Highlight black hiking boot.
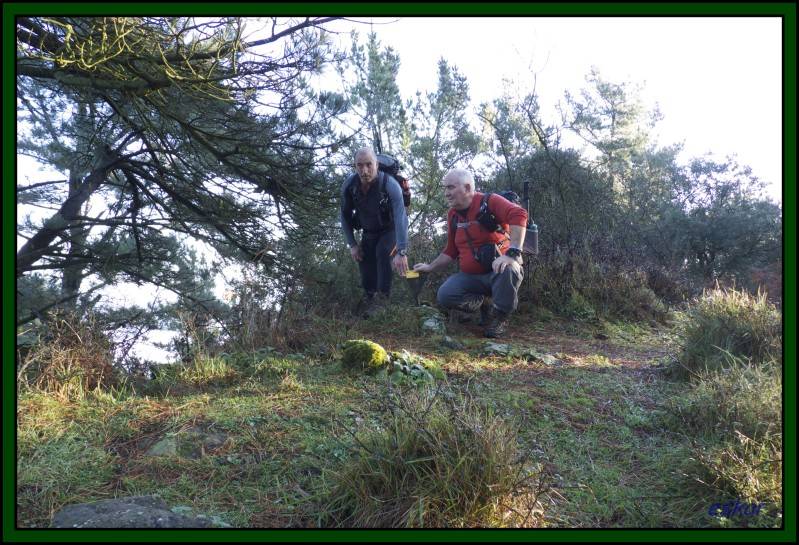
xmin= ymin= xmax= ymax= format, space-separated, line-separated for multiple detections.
xmin=483 ymin=307 xmax=510 ymax=338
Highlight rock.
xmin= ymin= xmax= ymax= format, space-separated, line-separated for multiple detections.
xmin=145 ymin=435 xmax=178 ymax=457
xmin=145 ymin=427 xmax=229 ymax=459
xmin=421 ymin=316 xmax=446 ymax=334
xmin=341 ymin=339 xmax=388 ymax=373
xmin=51 ymin=495 xmax=216 ymax=528
xmin=520 ymin=348 xmax=561 ymax=367
xmin=440 ymin=335 xmax=465 ymax=350
xmin=539 ymin=354 xmax=560 ymax=366
xmin=483 ymin=342 xmax=511 ymax=356
xmin=416 ymin=306 xmax=447 ymax=334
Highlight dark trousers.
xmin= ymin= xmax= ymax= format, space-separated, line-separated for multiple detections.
xmin=359 ymin=230 xmax=395 ymax=296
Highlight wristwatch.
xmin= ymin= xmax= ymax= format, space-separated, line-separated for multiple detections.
xmin=397 ymin=249 xmax=408 ymax=257
xmin=505 ymin=247 xmax=522 ymax=259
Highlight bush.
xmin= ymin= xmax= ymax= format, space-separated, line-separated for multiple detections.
xmin=679 ymin=287 xmax=781 ymax=376
xmin=322 ymin=386 xmax=547 ymax=527
xmin=17 ymin=311 xmax=119 ymax=397
xmin=529 ymin=255 xmax=668 ymax=322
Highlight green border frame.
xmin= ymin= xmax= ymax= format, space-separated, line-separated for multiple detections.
xmin=4 ymin=2 xmax=795 ymax=543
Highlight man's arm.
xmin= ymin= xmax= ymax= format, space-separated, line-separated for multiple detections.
xmin=385 ymin=175 xmax=410 ymax=275
xmin=413 ymin=252 xmax=454 ymax=273
xmin=507 ymin=224 xmax=527 ymax=250
xmin=385 ymin=175 xmax=409 ymax=252
xmin=492 ymin=224 xmax=526 ymax=274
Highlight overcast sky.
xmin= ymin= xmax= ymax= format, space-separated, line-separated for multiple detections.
xmin=325 ymin=17 xmax=783 ymax=203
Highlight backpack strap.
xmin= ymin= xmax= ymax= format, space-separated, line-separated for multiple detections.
xmin=347 ymin=174 xmax=360 ymax=205
xmin=478 ymin=192 xmax=509 ymax=236
xmin=451 ymin=210 xmax=482 ymax=263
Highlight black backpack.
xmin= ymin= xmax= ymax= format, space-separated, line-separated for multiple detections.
xmin=476 ymin=191 xmax=520 ymax=234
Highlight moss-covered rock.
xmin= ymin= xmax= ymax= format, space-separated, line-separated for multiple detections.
xmin=385 ymin=350 xmax=445 ymax=384
xmin=341 ymin=339 xmax=389 ymax=373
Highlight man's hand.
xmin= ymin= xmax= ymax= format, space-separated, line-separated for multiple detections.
xmin=392 ymin=254 xmax=409 ymax=276
xmin=413 ymin=262 xmax=433 ymax=273
xmin=492 ymin=254 xmax=519 ymax=274
xmin=350 ymin=245 xmax=363 ymax=262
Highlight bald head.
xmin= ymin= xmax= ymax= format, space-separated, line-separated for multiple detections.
xmin=441 ymin=168 xmax=475 ymax=209
xmin=355 ymin=147 xmax=377 ymax=163
xmin=443 ymin=169 xmax=474 ymax=191
xmin=354 ymin=147 xmax=378 ymax=184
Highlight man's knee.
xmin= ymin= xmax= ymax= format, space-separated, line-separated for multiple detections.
xmin=437 ymin=284 xmax=453 ymax=309
xmin=502 ymin=261 xmax=524 ymax=284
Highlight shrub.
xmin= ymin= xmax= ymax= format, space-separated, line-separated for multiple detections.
xmin=17 ymin=311 xmax=119 ymax=397
xmin=679 ymin=287 xmax=781 ymax=376
xmin=322 ymin=386 xmax=547 ymax=527
xmin=529 ymin=254 xmax=669 ymax=322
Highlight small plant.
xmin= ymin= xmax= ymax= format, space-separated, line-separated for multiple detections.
xmin=678 ymin=287 xmax=781 ymax=377
xmin=322 ymin=386 xmax=548 ymax=527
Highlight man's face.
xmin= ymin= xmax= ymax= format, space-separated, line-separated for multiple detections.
xmin=442 ymin=176 xmax=470 ymax=209
xmin=355 ymin=153 xmax=377 ymax=183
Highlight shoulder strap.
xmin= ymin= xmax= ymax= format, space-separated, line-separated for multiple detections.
xmin=347 ymin=174 xmax=359 ymax=201
xmin=379 ymin=171 xmax=388 ymax=198
xmin=451 ymin=208 xmax=482 ymax=261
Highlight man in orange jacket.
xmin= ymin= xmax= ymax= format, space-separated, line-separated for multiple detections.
xmin=413 ymin=169 xmax=528 ymax=338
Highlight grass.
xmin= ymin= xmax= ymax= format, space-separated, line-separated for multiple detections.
xmin=321 ymin=384 xmax=548 ymax=527
xmin=16 ymin=309 xmax=783 ymax=528
xmin=678 ymin=287 xmax=781 ymax=376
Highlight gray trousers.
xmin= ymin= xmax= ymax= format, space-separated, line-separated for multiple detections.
xmin=437 ymin=260 xmax=524 ymax=314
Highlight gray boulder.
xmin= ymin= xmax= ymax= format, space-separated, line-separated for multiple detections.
xmin=51 ymin=495 xmax=215 ymax=528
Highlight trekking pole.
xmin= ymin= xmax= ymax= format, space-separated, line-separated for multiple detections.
xmin=523 ymin=181 xmax=530 ymax=227
xmin=523 ymin=181 xmax=539 ymax=255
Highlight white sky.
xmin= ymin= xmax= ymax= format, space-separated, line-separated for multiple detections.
xmin=326 ymin=17 xmax=783 ymax=203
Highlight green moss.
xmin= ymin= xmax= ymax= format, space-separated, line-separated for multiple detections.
xmin=341 ymin=340 xmax=388 ymax=373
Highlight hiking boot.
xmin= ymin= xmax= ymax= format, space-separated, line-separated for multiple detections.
xmin=363 ymin=293 xmax=389 ymax=318
xmin=483 ymin=307 xmax=510 ymax=338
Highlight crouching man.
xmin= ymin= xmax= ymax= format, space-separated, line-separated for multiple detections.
xmin=413 ymin=169 xmax=528 ymax=338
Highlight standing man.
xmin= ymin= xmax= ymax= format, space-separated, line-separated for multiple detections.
xmin=413 ymin=169 xmax=527 ymax=338
xmin=341 ymin=147 xmax=409 ymax=317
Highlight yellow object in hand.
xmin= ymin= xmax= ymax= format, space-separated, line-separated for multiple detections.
xmin=405 ymin=271 xmax=420 ymax=278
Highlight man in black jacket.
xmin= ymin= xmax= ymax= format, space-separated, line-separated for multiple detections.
xmin=341 ymin=147 xmax=409 ymax=316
